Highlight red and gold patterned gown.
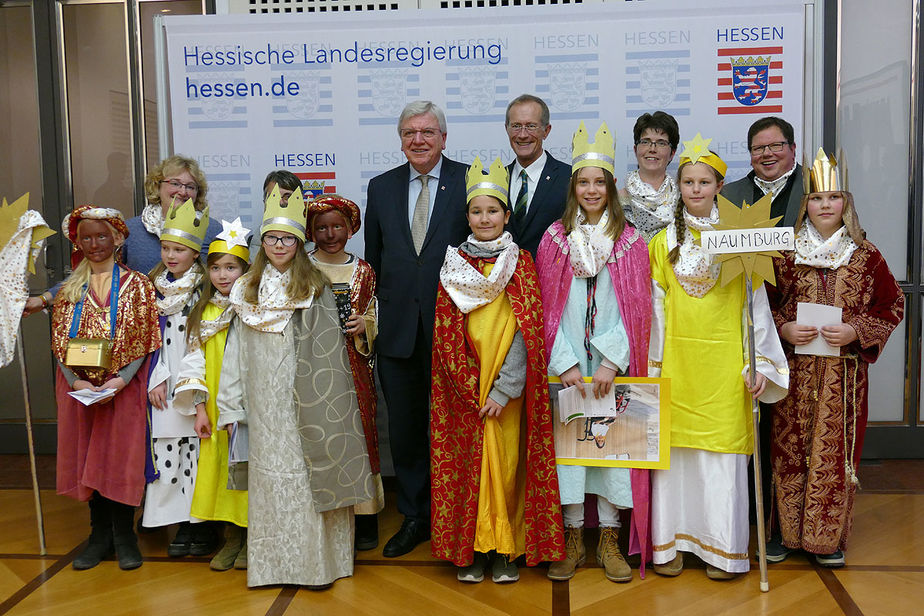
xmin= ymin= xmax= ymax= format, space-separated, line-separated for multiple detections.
xmin=768 ymin=241 xmax=904 ymax=554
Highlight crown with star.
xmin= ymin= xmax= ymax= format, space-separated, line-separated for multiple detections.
xmin=261 ymin=183 xmax=307 ymax=242
xmin=804 ymin=147 xmax=848 ymax=194
xmin=679 ymin=133 xmax=727 ymax=178
xmin=571 ymin=121 xmax=616 ymax=175
xmin=466 ymin=156 xmax=510 ymax=207
xmin=209 ymin=217 xmax=251 ymax=262
xmin=161 ymin=198 xmax=209 ymax=251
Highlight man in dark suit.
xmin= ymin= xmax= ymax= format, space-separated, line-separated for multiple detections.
xmin=504 ymin=94 xmax=570 ymax=257
xmin=721 ymin=116 xmax=803 ymax=227
xmin=721 ymin=116 xmax=803 ymax=534
xmin=364 ymin=101 xmax=469 ymax=557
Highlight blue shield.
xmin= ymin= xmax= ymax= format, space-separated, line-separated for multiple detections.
xmin=732 ymin=61 xmax=769 ymax=106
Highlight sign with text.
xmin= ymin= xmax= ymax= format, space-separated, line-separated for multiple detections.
xmin=700 ymin=226 xmax=794 ymax=254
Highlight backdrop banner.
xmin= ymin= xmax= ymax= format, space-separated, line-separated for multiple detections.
xmin=161 ymin=1 xmax=804 ymax=255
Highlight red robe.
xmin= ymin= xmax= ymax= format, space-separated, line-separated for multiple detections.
xmin=346 ymin=259 xmax=380 ymax=474
xmin=430 ymin=249 xmax=565 ymax=567
xmin=52 ymin=268 xmax=161 ymax=506
xmin=768 ymin=241 xmax=904 ymax=553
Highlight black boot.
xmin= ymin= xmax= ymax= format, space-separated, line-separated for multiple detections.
xmin=355 ymin=513 xmax=379 ymax=551
xmin=73 ymin=495 xmax=113 ymax=570
xmin=110 ymin=501 xmax=143 ymax=570
xmin=189 ymin=521 xmax=220 ymax=556
xmin=167 ymin=521 xmax=194 ymax=557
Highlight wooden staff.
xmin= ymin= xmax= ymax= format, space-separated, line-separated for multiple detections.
xmin=745 ymin=277 xmax=769 ymax=592
xmin=17 ymin=326 xmax=46 ymax=556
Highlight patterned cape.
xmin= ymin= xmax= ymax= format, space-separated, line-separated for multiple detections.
xmin=430 ymin=249 xmax=565 ymax=567
xmin=536 ymin=221 xmax=653 ymax=572
xmin=768 ymin=241 xmax=904 ymax=553
xmin=344 ymin=259 xmax=380 ymax=475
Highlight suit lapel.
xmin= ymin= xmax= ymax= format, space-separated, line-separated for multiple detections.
xmin=519 ymin=155 xmax=561 ymax=230
xmin=395 ymin=163 xmax=416 ymax=252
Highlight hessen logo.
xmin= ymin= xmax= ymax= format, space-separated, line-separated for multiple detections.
xmin=295 ymin=172 xmax=337 ymax=199
xmin=717 ymin=46 xmax=783 ymax=115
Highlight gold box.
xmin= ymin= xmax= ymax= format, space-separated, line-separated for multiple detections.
xmin=65 ymin=338 xmax=112 ymax=370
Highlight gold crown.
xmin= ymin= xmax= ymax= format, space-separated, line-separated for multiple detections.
xmin=730 ymin=56 xmax=770 ymax=67
xmin=571 ymin=121 xmax=615 ymax=175
xmin=161 ymin=198 xmax=209 ymax=251
xmin=679 ymin=133 xmax=728 ymax=178
xmin=804 ymin=147 xmax=847 ymax=193
xmin=261 ymin=184 xmax=307 ymax=242
xmin=306 ymin=180 xmax=323 ymax=191
xmin=466 ymin=156 xmax=509 ymax=206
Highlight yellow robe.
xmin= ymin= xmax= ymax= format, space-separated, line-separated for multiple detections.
xmin=470 ymin=264 xmax=528 ymax=557
xmin=189 ymin=302 xmax=248 ymax=526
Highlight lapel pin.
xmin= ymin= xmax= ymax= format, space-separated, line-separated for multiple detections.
xmin=545 ymin=176 xmax=551 ymax=181
xmin=441 ymin=185 xmax=445 ymax=190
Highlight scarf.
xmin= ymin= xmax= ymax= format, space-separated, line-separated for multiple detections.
xmin=624 ymin=170 xmax=679 ymax=241
xmin=154 ymin=263 xmax=202 ymax=316
xmin=568 ymin=209 xmax=615 ymax=278
xmin=667 ymin=204 xmax=721 ymax=298
xmin=141 ymin=203 xmax=166 ymax=236
xmin=230 ymin=264 xmax=314 ymax=333
xmin=753 ymin=162 xmax=797 ymax=201
xmin=189 ymin=293 xmax=233 ymax=351
xmin=794 ymin=221 xmax=858 ymax=269
xmin=439 ymin=231 xmax=519 ymax=314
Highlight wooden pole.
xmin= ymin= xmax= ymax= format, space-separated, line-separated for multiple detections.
xmin=745 ymin=277 xmax=769 ymax=592
xmin=17 ymin=327 xmax=47 ymax=556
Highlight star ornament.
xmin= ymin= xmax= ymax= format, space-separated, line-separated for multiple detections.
xmin=679 ymin=133 xmax=713 ymax=165
xmin=216 ymin=217 xmax=250 ymax=248
xmin=711 ymin=192 xmax=782 ymax=288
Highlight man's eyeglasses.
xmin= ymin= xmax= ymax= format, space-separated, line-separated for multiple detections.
xmin=637 ymin=138 xmax=671 ymax=149
xmin=161 ymin=179 xmax=198 ymax=193
xmin=400 ymin=128 xmax=442 ymax=141
xmin=262 ymin=234 xmax=298 ymax=247
xmin=507 ymin=123 xmax=544 ymax=134
xmin=749 ymin=141 xmax=790 ymax=155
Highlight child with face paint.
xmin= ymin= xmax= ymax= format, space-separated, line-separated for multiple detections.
xmin=52 ymin=205 xmax=161 ymax=571
xmin=647 ymin=134 xmax=789 ymax=580
xmin=306 ymin=195 xmax=384 ymax=552
xmin=172 ymin=218 xmax=252 ymax=571
xmin=144 ymin=199 xmax=216 ymax=556
xmin=430 ymin=157 xmax=564 ymax=584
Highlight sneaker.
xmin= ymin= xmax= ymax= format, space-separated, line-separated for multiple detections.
xmin=547 ymin=527 xmax=586 ymax=581
xmin=653 ymin=552 xmax=684 ymax=577
xmin=492 ymin=554 xmax=519 ymax=583
xmin=764 ymin=538 xmax=793 ymax=563
xmin=457 ymin=552 xmax=488 ymax=583
xmin=596 ymin=527 xmax=632 ymax=583
xmin=705 ymin=565 xmax=738 ymax=580
xmin=815 ymin=550 xmax=845 ymax=568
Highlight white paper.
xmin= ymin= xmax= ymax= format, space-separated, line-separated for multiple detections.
xmin=796 ymin=302 xmax=843 ymax=357
xmin=150 ymin=398 xmax=197 ymax=438
xmin=67 ymin=388 xmax=117 ymax=406
xmin=557 ymin=384 xmax=622 ymax=424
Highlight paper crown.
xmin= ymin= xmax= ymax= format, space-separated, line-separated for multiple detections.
xmin=571 ymin=121 xmax=615 ymax=175
xmin=161 ymin=198 xmax=209 ymax=251
xmin=209 ymin=217 xmax=251 ymax=262
xmin=261 ymin=184 xmax=307 ymax=242
xmin=679 ymin=133 xmax=728 ymax=178
xmin=465 ymin=156 xmax=509 ymax=206
xmin=804 ymin=147 xmax=848 ymax=193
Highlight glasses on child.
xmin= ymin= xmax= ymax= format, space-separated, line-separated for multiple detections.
xmin=160 ymin=179 xmax=199 ymax=193
xmin=749 ymin=141 xmax=790 ymax=155
xmin=637 ymin=138 xmax=671 ymax=149
xmin=262 ymin=234 xmax=298 ymax=247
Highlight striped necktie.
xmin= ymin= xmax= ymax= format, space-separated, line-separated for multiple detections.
xmin=514 ymin=169 xmax=528 ymax=220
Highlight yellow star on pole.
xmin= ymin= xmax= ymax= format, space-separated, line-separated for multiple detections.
xmin=0 ymin=192 xmax=30 ymax=251
xmin=711 ymin=192 xmax=782 ymax=288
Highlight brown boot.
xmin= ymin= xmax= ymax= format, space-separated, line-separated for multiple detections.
xmin=597 ymin=526 xmax=632 ymax=582
xmin=653 ymin=552 xmax=684 ymax=577
xmin=210 ymin=524 xmax=244 ymax=571
xmin=547 ymin=527 xmax=585 ymax=581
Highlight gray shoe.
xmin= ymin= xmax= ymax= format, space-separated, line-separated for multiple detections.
xmin=492 ymin=554 xmax=519 ymax=583
xmin=457 ymin=552 xmax=488 ymax=583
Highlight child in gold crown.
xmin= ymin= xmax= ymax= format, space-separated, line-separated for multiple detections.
xmin=537 ymin=123 xmax=653 ymax=584
xmin=218 ymin=181 xmax=374 ymax=589
xmin=144 ymin=199 xmax=218 ymax=556
xmin=648 ymin=134 xmax=789 ymax=580
xmin=766 ymin=149 xmax=903 ymax=568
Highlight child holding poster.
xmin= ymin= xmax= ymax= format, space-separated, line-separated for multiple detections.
xmin=647 ymin=134 xmax=789 ymax=580
xmin=429 ymin=157 xmax=563 ymax=584
xmin=536 ymin=123 xmax=653 ymax=583
xmin=766 ymin=149 xmax=903 ymax=568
